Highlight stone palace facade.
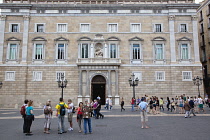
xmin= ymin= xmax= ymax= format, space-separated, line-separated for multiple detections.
xmin=0 ymin=0 xmax=203 ymax=107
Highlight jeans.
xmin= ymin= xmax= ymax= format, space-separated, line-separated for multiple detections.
xmin=25 ymin=115 xmax=33 ymax=133
xmin=190 ymin=108 xmax=196 ymax=116
xmin=83 ymin=118 xmax=92 ymax=134
xmin=58 ymin=115 xmax=65 ymax=133
xmin=131 ymin=104 xmax=134 ymax=111
xmin=23 ymin=115 xmax=27 ymax=133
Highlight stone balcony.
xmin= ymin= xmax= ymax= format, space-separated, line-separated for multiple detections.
xmin=76 ymin=58 xmax=121 ymax=66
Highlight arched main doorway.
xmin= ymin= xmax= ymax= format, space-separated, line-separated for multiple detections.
xmin=91 ymin=75 xmax=106 ymax=105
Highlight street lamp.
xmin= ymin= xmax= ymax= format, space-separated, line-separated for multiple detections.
xmin=193 ymin=76 xmax=202 ymax=97
xmin=0 ymin=81 xmax=3 ymax=89
xmin=128 ymin=73 xmax=139 ymax=100
xmin=57 ymin=73 xmax=68 ymax=99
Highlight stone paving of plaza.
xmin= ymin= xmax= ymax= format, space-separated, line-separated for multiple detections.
xmin=0 ymin=105 xmax=210 ymax=140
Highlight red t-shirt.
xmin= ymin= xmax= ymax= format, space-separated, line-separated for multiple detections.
xmin=131 ymin=99 xmax=135 ymax=105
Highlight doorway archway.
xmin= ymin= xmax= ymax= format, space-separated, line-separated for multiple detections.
xmin=91 ymin=75 xmax=106 ymax=105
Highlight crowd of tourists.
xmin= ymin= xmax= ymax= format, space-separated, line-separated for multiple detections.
xmin=20 ymin=94 xmax=210 ymax=136
xmin=130 ymin=94 xmax=210 ymax=117
xmin=20 ymin=97 xmax=105 ymax=136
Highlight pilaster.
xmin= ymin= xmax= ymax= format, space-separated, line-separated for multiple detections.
xmin=21 ymin=15 xmax=30 ymax=63
xmin=168 ymin=15 xmax=176 ymax=63
xmin=0 ymin=15 xmax=6 ymax=64
xmin=191 ymin=15 xmax=200 ymax=63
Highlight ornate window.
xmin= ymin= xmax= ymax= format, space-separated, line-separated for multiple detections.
xmin=32 ymin=37 xmax=46 ymax=62
xmin=78 ymin=37 xmax=92 ymax=59
xmin=106 ymin=36 xmax=120 ymax=59
xmin=152 ymin=37 xmax=166 ymax=62
xmin=177 ymin=37 xmax=192 ymax=61
xmin=54 ymin=37 xmax=69 ymax=61
xmin=6 ymin=37 xmax=21 ymax=62
xmin=129 ymin=37 xmax=144 ymax=64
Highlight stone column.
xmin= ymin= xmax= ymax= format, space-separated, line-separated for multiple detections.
xmin=108 ymin=70 xmax=111 ymax=97
xmin=0 ymin=15 xmax=6 ymax=64
xmin=115 ymin=70 xmax=120 ymax=105
xmin=192 ymin=15 xmax=200 ymax=63
xmin=168 ymin=15 xmax=176 ymax=62
xmin=104 ymin=43 xmax=108 ymax=58
xmin=85 ymin=70 xmax=90 ymax=101
xmin=22 ymin=15 xmax=30 ymax=63
xmin=90 ymin=43 xmax=94 ymax=58
xmin=78 ymin=70 xmax=83 ymax=104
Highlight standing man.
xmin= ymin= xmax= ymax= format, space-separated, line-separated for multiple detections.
xmin=189 ymin=97 xmax=196 ymax=116
xmin=138 ymin=98 xmax=149 ymax=129
xmin=83 ymin=100 xmax=92 ymax=135
xmin=67 ymin=99 xmax=74 ymax=131
xmin=21 ymin=99 xmax=28 ymax=133
xmin=55 ymin=98 xmax=69 ymax=134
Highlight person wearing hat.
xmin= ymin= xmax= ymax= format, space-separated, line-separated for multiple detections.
xmin=82 ymin=100 xmax=92 ymax=135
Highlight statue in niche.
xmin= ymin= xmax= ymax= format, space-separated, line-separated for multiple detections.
xmin=95 ymin=43 xmax=103 ymax=57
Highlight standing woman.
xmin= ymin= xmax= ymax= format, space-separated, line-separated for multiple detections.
xmin=179 ymin=96 xmax=184 ymax=114
xmin=25 ymin=100 xmax=34 ymax=136
xmin=131 ymin=97 xmax=135 ymax=112
xmin=43 ymin=102 xmax=52 ymax=134
xmin=166 ymin=97 xmax=170 ymax=111
xmin=76 ymin=102 xmax=83 ymax=133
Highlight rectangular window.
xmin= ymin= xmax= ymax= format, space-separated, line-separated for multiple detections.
xmin=180 ymin=24 xmax=187 ymax=32
xmin=81 ymin=43 xmax=89 ymax=58
xmin=200 ymin=24 xmax=204 ymax=33
xmin=155 ymin=71 xmax=165 ymax=81
xmin=36 ymin=24 xmax=44 ymax=32
xmin=155 ymin=24 xmax=162 ymax=32
xmin=35 ymin=44 xmax=44 ymax=60
xmin=155 ymin=44 xmax=163 ymax=60
xmin=200 ymin=11 xmax=203 ymax=21
xmin=57 ymin=24 xmax=67 ymax=32
xmin=108 ymin=24 xmax=118 ymax=32
xmin=5 ymin=71 xmax=15 ymax=81
xmin=131 ymin=24 xmax=141 ymax=32
xmin=9 ymin=44 xmax=18 ymax=60
xmin=56 ymin=72 xmax=65 ymax=81
xmin=133 ymin=72 xmax=142 ymax=81
xmin=133 ymin=44 xmax=140 ymax=59
xmin=110 ymin=44 xmax=116 ymax=58
xmin=33 ymin=71 xmax=42 ymax=81
xmin=11 ymin=24 xmax=19 ymax=32
xmin=180 ymin=44 xmax=189 ymax=60
xmin=57 ymin=44 xmax=65 ymax=59
xmin=80 ymin=24 xmax=90 ymax=32
xmin=182 ymin=71 xmax=192 ymax=81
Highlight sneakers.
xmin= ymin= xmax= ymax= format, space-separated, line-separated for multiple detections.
xmin=68 ymin=127 xmax=73 ymax=131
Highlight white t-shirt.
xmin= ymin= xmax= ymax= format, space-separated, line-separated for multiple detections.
xmin=67 ymin=103 xmax=74 ymax=113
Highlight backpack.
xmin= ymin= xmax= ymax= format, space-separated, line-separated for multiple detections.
xmin=44 ymin=106 xmax=51 ymax=115
xmin=59 ymin=103 xmax=66 ymax=116
xmin=20 ymin=105 xmax=26 ymax=116
xmin=72 ymin=106 xmax=76 ymax=113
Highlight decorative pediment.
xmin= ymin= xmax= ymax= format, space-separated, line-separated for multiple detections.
xmin=177 ymin=37 xmax=192 ymax=41
xmin=32 ymin=37 xmax=47 ymax=41
xmin=152 ymin=37 xmax=166 ymax=41
xmin=6 ymin=37 xmax=21 ymax=42
xmin=106 ymin=36 xmax=121 ymax=41
xmin=54 ymin=37 xmax=69 ymax=41
xmin=129 ymin=36 xmax=144 ymax=41
xmin=77 ymin=37 xmax=92 ymax=41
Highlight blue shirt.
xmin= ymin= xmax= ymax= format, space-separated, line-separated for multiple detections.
xmin=139 ymin=101 xmax=148 ymax=111
xmin=26 ymin=106 xmax=33 ymax=115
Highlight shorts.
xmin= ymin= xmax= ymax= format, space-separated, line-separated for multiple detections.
xmin=68 ymin=112 xmax=73 ymax=122
xmin=199 ymin=104 xmax=203 ymax=109
xmin=140 ymin=111 xmax=148 ymax=122
xmin=179 ymin=104 xmax=183 ymax=107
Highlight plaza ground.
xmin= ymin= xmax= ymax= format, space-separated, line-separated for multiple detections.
xmin=0 ymin=105 xmax=210 ymax=140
